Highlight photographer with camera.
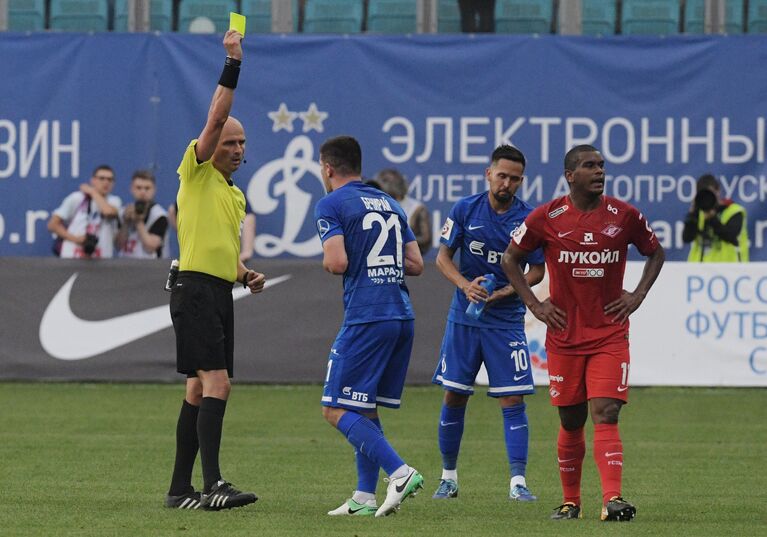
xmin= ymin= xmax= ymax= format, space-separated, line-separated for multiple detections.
xmin=683 ymin=174 xmax=749 ymax=262
xmin=116 ymin=170 xmax=168 ymax=259
xmin=47 ymin=165 xmax=122 ymax=259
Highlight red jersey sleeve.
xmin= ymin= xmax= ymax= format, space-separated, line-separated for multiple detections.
xmin=627 ymin=206 xmax=659 ymax=256
xmin=512 ymin=205 xmax=546 ymax=252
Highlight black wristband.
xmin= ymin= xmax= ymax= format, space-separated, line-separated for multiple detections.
xmin=219 ymin=57 xmax=241 ymax=89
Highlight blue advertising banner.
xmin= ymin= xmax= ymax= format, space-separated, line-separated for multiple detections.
xmin=1 ymin=33 xmax=765 ymax=260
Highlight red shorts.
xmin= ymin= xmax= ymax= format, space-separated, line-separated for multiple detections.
xmin=546 ymin=349 xmax=631 ymax=406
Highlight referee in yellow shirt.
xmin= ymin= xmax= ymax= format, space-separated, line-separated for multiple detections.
xmin=165 ymin=29 xmax=265 ymax=511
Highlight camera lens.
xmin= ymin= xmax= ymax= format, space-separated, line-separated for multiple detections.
xmin=694 ymin=190 xmax=717 ymax=212
xmin=83 ymin=233 xmax=98 ymax=255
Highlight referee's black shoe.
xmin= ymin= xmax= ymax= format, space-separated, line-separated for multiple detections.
xmin=201 ymin=480 xmax=258 ymax=511
xmin=601 ymin=496 xmax=636 ymax=521
xmin=165 ymin=489 xmax=202 ymax=509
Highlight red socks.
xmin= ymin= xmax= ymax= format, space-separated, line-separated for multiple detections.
xmin=593 ymin=423 xmax=623 ymax=505
xmin=557 ymin=427 xmax=585 ymax=506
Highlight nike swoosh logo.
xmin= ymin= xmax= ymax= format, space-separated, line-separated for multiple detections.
xmin=39 ymin=273 xmax=292 ymax=360
xmin=617 ymin=386 xmax=629 ymax=392
xmin=348 ymin=506 xmax=367 ymax=514
xmin=509 ymin=424 xmax=528 ymax=430
xmin=513 ymin=374 xmax=526 ymax=381
xmin=604 ymin=452 xmax=623 ymax=458
xmin=395 ymin=471 xmax=415 ymax=493
xmin=440 ymin=421 xmax=459 ymax=427
xmin=468 ymin=224 xmax=484 ymax=230
xmin=557 ymin=231 xmax=574 ymax=238
xmin=557 ymin=458 xmax=575 ymax=463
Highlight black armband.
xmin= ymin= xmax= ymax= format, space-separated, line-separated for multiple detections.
xmin=218 ymin=57 xmax=241 ymax=89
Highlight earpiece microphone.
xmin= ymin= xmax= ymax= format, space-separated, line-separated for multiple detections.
xmin=243 ymin=159 xmax=247 ymax=164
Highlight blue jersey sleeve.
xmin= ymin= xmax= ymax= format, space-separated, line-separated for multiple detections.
xmin=314 ymin=197 xmax=343 ymax=243
xmin=439 ymin=201 xmax=464 ymax=249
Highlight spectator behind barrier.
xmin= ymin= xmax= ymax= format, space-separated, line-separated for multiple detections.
xmin=47 ymin=165 xmax=121 ymax=259
xmin=375 ymin=168 xmax=433 ymax=255
xmin=459 ymin=0 xmax=495 ymax=33
xmin=116 ymin=170 xmax=169 ymax=259
xmin=682 ymin=174 xmax=749 ymax=262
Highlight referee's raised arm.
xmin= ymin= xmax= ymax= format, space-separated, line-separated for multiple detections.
xmin=195 ymin=30 xmax=243 ymax=164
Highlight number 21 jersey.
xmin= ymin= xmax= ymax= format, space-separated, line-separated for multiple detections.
xmin=315 ymin=181 xmax=417 ymax=326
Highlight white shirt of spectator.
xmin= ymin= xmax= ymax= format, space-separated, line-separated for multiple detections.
xmin=398 ymin=196 xmax=425 ymax=220
xmin=53 ymin=191 xmax=122 ymax=259
xmin=118 ymin=203 xmax=168 ymax=259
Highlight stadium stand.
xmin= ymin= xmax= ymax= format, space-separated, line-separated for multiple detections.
xmin=367 ymin=0 xmax=418 ymax=33
xmin=566 ymin=0 xmax=617 ymax=36
xmin=684 ymin=0 xmax=708 ymax=32
xmin=748 ymin=0 xmax=767 ymax=32
xmin=49 ymin=0 xmax=109 ymax=31
xmin=240 ymin=0 xmax=272 ymax=33
xmin=494 ymin=0 xmax=553 ymax=34
xmin=113 ymin=0 xmax=173 ymax=32
xmin=621 ymin=0 xmax=680 ymax=35
xmin=437 ymin=0 xmax=462 ymax=32
xmin=302 ymin=0 xmax=363 ymax=33
xmin=178 ymin=0 xmax=236 ymax=33
xmin=722 ymin=0 xmax=744 ymax=33
xmin=8 ymin=0 xmax=45 ymax=31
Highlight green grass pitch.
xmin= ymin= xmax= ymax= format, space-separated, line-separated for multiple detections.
xmin=1 ymin=384 xmax=765 ymax=536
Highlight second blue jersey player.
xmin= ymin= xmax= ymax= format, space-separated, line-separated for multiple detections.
xmin=432 ymin=145 xmax=545 ymax=502
xmin=314 ymin=136 xmax=425 ymax=518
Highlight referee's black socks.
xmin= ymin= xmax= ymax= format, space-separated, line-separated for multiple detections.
xmin=168 ymin=399 xmax=200 ymax=496
xmin=198 ymin=397 xmax=228 ymax=493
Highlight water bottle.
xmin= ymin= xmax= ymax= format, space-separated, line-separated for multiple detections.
xmin=465 ymin=273 xmax=497 ymax=320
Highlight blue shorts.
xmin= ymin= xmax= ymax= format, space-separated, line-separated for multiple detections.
xmin=322 ymin=319 xmax=414 ymax=411
xmin=432 ymin=321 xmax=535 ymax=397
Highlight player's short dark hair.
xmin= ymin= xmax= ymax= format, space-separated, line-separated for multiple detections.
xmin=131 ymin=169 xmax=155 ymax=183
xmin=491 ymin=145 xmax=526 ymax=171
xmin=696 ymin=173 xmax=719 ymax=192
xmin=320 ymin=136 xmax=362 ymax=177
xmin=92 ymin=165 xmax=114 ymax=178
xmin=564 ymin=145 xmax=600 ymax=171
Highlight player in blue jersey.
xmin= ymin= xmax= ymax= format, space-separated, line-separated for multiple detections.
xmin=432 ymin=145 xmax=545 ymax=502
xmin=314 ymin=136 xmax=425 ymax=518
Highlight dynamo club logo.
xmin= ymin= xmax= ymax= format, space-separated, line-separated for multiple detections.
xmin=246 ymin=102 xmax=329 ymax=257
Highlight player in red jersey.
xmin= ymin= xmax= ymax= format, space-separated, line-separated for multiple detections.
xmin=502 ymin=145 xmax=665 ymax=522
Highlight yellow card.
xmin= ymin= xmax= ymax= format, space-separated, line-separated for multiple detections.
xmin=229 ymin=12 xmax=246 ymax=36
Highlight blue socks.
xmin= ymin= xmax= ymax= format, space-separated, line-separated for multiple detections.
xmin=502 ymin=402 xmax=529 ymax=477
xmin=337 ymin=412 xmax=404 ymax=476
xmin=355 ymin=417 xmax=382 ymax=493
xmin=438 ymin=404 xmax=467 ymax=470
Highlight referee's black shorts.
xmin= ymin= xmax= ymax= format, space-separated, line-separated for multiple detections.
xmin=170 ymin=271 xmax=234 ymax=377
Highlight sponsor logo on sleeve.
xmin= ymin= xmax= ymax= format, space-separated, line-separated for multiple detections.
xmin=511 ymin=221 xmax=527 ymax=243
xmin=441 ymin=217 xmax=454 ymax=240
xmin=547 ymin=205 xmax=568 ymax=218
xmin=317 ymin=219 xmax=330 ymax=237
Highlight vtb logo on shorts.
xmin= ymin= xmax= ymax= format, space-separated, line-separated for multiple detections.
xmin=342 ymin=386 xmax=369 ymax=402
